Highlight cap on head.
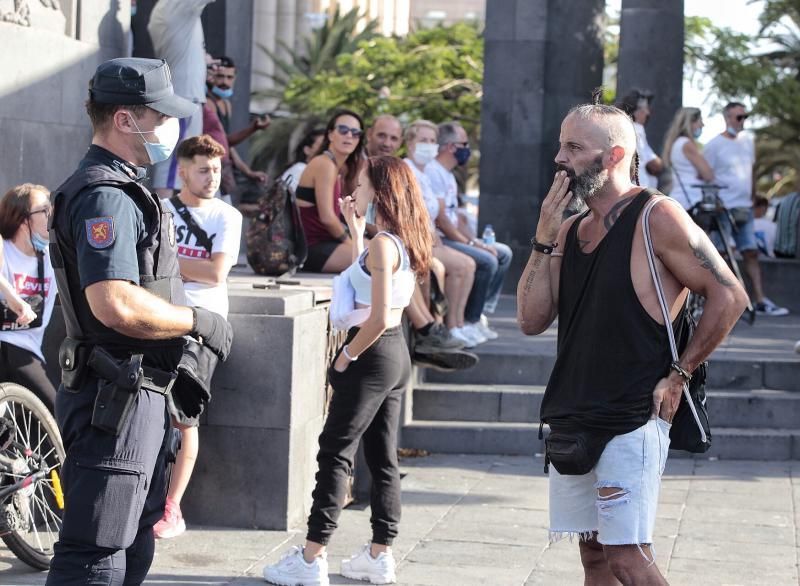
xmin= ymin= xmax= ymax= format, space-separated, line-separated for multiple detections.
xmin=89 ymin=58 xmax=196 ymax=118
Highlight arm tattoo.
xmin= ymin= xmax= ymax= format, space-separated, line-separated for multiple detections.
xmin=691 ymin=239 xmax=735 ymax=287
xmin=523 ymin=253 xmax=546 ymax=294
xmin=603 ymin=196 xmax=634 ymax=231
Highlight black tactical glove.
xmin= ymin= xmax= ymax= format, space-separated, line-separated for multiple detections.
xmin=190 ymin=307 xmax=233 ymax=361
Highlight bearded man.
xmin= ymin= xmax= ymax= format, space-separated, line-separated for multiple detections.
xmin=516 ymin=102 xmax=747 ymax=584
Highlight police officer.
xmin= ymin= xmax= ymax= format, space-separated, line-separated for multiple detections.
xmin=46 ymin=58 xmax=233 ymax=585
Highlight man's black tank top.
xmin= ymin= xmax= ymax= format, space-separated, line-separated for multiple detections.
xmin=540 ymin=189 xmax=683 ymax=435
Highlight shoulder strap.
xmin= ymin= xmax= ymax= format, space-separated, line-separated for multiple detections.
xmin=641 ymin=197 xmax=708 ymax=443
xmin=169 ymin=195 xmax=213 ymax=253
xmin=375 ymin=231 xmax=409 ymax=269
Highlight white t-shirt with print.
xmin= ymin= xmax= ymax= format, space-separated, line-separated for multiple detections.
xmin=424 ymin=158 xmax=459 ymax=226
xmin=403 ymin=158 xmax=439 ymax=232
xmin=163 ymin=197 xmax=242 ymax=318
xmin=704 ymin=133 xmax=755 ymax=209
xmin=0 ymin=241 xmax=57 ymax=361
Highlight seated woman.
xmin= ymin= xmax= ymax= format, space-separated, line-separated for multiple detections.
xmin=280 ymin=127 xmax=326 ymax=193
xmin=297 ymin=110 xmax=366 ymax=273
xmin=0 ymin=183 xmax=58 ymax=413
xmin=662 ymin=107 xmax=714 ymax=210
xmin=403 ymin=120 xmax=479 ymax=348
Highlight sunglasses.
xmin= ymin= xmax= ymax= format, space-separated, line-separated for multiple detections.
xmin=736 ymin=114 xmax=749 ymax=122
xmin=335 ymin=124 xmax=363 ymax=138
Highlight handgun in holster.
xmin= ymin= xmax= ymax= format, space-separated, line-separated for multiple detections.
xmin=87 ymin=347 xmax=144 ymax=435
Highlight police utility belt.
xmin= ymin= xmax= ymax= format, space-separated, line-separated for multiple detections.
xmin=60 ymin=338 xmax=176 ymax=436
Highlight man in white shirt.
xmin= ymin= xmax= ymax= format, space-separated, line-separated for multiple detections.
xmin=148 ymin=0 xmax=215 ymax=197
xmin=705 ymin=102 xmax=788 ymax=316
xmin=616 ymin=89 xmax=663 ymax=189
xmin=426 ymin=121 xmax=512 ymax=337
xmin=155 ymin=134 xmax=242 ymax=538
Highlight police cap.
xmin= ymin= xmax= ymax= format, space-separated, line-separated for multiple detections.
xmin=89 ymin=58 xmax=196 ymax=118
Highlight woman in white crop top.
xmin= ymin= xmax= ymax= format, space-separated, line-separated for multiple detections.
xmin=264 ymin=156 xmax=433 ymax=586
xmin=662 ymin=107 xmax=715 ymax=209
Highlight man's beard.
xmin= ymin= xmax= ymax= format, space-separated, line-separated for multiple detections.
xmin=556 ymin=154 xmax=607 ymax=211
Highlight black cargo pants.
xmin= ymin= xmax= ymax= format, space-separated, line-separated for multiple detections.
xmin=46 ymin=375 xmax=170 ymax=586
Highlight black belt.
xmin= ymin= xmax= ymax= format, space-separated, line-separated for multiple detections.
xmin=141 ymin=366 xmax=177 ymax=396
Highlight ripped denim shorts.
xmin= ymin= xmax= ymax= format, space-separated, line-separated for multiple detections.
xmin=548 ymin=418 xmax=671 ymax=549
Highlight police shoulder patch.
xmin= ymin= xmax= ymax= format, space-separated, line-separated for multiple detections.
xmin=85 ymin=216 xmax=115 ymax=249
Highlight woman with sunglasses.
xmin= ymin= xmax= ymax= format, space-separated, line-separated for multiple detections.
xmin=0 ymin=183 xmax=58 ymax=412
xmin=296 ymin=110 xmax=366 ymax=273
xmin=662 ymin=107 xmax=715 ymax=210
xmin=264 ymin=156 xmax=433 ymax=586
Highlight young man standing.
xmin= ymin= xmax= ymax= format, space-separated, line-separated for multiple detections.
xmin=155 ymin=134 xmax=242 ymax=538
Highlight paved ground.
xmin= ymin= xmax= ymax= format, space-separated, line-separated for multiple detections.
xmin=2 ymin=453 xmax=798 ymax=585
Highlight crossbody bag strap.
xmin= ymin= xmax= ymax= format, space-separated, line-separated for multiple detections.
xmin=641 ymin=196 xmax=708 ymax=443
xmin=169 ymin=195 xmax=213 ymax=253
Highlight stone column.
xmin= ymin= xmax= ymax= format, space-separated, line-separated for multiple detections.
xmin=616 ymin=0 xmax=684 ymax=155
xmin=478 ymin=0 xmax=605 ymax=287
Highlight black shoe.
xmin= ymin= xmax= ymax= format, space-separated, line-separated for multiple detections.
xmin=412 ymin=349 xmax=479 ymax=372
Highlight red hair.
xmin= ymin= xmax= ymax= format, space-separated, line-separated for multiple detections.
xmin=365 ymin=156 xmax=432 ymax=278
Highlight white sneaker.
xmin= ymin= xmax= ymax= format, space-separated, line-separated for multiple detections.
xmin=449 ymin=327 xmax=476 ymax=348
xmin=340 ymin=544 xmax=397 ymax=584
xmin=462 ymin=323 xmax=488 ymax=345
xmin=478 ymin=315 xmax=499 ymax=340
xmin=263 ymin=546 xmax=330 ymax=586
xmin=755 ymin=297 xmax=789 ymax=317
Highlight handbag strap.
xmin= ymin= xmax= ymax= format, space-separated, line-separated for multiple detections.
xmin=641 ymin=196 xmax=708 ymax=443
xmin=169 ymin=195 xmax=213 ymax=254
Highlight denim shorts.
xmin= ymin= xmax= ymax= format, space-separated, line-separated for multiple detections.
xmin=715 ymin=207 xmax=757 ymax=252
xmin=548 ymin=418 xmax=671 ymax=547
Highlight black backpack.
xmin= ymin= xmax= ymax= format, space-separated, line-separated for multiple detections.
xmin=246 ymin=177 xmax=308 ymax=276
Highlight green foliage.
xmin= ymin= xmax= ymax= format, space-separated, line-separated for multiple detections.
xmin=253 ymin=6 xmax=379 ymax=104
xmin=690 ymin=0 xmax=800 ymax=193
xmin=281 ymin=22 xmax=483 ymax=129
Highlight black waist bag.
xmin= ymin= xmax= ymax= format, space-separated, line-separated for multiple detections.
xmin=544 ymin=426 xmax=614 ymax=476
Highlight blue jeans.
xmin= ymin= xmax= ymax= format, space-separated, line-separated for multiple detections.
xmin=441 ymin=239 xmax=513 ymax=321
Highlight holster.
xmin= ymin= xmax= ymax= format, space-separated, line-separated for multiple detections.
xmin=87 ymin=347 xmax=144 ymax=436
xmin=59 ymin=337 xmax=90 ymax=391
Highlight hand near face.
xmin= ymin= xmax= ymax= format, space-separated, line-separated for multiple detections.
xmin=339 ymin=195 xmax=365 ymax=238
xmin=536 ymin=171 xmax=572 ymax=243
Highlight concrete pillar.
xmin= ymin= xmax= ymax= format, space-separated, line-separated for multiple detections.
xmin=616 ymin=0 xmax=684 ymax=154
xmin=478 ymin=0 xmax=605 ymax=288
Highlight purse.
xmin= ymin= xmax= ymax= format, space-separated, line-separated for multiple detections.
xmin=641 ymin=197 xmax=712 ymax=453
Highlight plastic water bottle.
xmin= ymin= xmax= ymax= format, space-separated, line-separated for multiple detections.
xmin=482 ymin=224 xmax=496 ymax=246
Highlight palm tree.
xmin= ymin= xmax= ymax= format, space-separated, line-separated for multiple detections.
xmin=253 ymin=6 xmax=378 ymax=108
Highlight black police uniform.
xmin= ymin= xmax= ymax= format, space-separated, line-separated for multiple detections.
xmin=46 ymin=145 xmax=185 ymax=585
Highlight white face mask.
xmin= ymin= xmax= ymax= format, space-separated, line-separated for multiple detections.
xmin=127 ymin=115 xmax=180 ymax=164
xmin=412 ymin=142 xmax=438 ymax=166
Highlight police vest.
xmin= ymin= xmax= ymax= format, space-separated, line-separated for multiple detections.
xmin=49 ymin=162 xmax=186 ymax=351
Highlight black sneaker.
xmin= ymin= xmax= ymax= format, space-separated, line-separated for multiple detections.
xmin=414 ymin=322 xmax=465 ymax=353
xmin=412 ymin=349 xmax=479 ymax=372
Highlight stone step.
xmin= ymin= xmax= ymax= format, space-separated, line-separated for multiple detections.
xmin=424 ymin=352 xmax=800 ymax=391
xmin=412 ymin=384 xmax=800 ymax=429
xmin=400 ymin=420 xmax=800 ymax=460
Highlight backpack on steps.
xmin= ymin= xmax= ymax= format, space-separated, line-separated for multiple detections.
xmin=246 ymin=177 xmax=308 ymax=276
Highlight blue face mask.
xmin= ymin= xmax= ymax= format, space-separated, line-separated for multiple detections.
xmin=693 ymin=127 xmax=703 ymax=139
xmin=365 ymin=202 xmax=377 ymax=225
xmin=30 ymin=232 xmax=49 ymax=253
xmin=212 ymin=86 xmax=234 ymax=99
xmin=454 ymin=146 xmax=471 ymax=166
xmin=127 ymin=115 xmax=180 ymax=164
xmin=726 ymin=126 xmax=739 ymax=137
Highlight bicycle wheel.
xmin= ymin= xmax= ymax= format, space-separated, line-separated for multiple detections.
xmin=0 ymin=382 xmax=65 ymax=571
